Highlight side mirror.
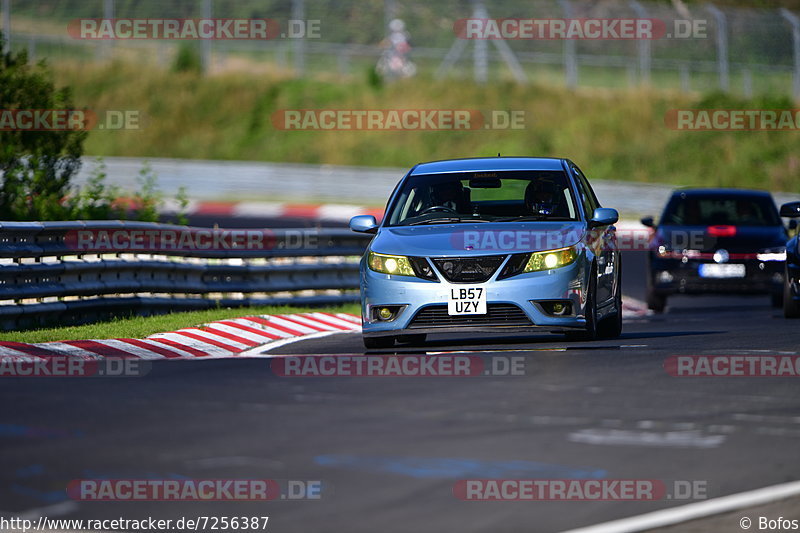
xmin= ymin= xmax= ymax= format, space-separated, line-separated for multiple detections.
xmin=589 ymin=208 xmax=619 ymax=228
xmin=780 ymin=201 xmax=800 ymax=218
xmin=349 ymin=215 xmax=379 ymax=234
xmin=640 ymin=216 xmax=655 ymax=228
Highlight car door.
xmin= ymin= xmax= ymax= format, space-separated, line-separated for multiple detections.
xmin=572 ymin=164 xmax=617 ymax=305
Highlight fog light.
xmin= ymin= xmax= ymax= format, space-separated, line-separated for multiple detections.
xmin=536 ymin=300 xmax=572 ymax=316
xmin=379 ymin=307 xmax=393 ymax=320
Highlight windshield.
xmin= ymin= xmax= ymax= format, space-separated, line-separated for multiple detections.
xmin=661 ymin=194 xmax=781 ymax=227
xmin=385 ymin=170 xmax=580 ymax=226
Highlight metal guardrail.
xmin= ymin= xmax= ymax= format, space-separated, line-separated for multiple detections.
xmin=0 ymin=221 xmax=373 ymax=331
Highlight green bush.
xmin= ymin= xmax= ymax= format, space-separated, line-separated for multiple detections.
xmin=0 ymin=34 xmax=86 ymax=221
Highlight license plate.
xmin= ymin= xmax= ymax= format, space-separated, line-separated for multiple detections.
xmin=698 ymin=263 xmax=746 ymax=278
xmin=447 ymin=286 xmax=487 ymax=315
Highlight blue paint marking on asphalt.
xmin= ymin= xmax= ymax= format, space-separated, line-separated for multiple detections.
xmin=15 ymin=464 xmax=45 ymax=478
xmin=0 ymin=424 xmax=83 ymax=438
xmin=314 ymin=455 xmax=606 ymax=479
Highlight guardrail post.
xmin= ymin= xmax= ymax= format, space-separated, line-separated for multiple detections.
xmin=706 ymin=3 xmax=729 ymax=92
xmin=781 ymin=8 xmax=800 ymax=101
xmin=201 ymin=0 xmax=212 ymax=74
xmin=292 ymin=0 xmax=305 ymax=76
xmin=472 ymin=0 xmax=488 ymax=84
xmin=559 ymin=0 xmax=578 ymax=88
xmin=102 ymin=0 xmax=114 ymax=61
xmin=629 ymin=0 xmax=651 ymax=85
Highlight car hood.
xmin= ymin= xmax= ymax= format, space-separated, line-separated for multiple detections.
xmin=656 ymin=225 xmax=788 ymax=253
xmin=370 ymin=222 xmax=586 ymax=257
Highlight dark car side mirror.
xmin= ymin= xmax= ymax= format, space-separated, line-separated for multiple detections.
xmin=589 ymin=208 xmax=619 ymax=228
xmin=640 ymin=216 xmax=655 ymax=228
xmin=349 ymin=215 xmax=378 ymax=234
xmin=780 ymin=201 xmax=800 ymax=218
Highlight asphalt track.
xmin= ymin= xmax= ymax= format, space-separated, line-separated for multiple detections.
xmin=2 ymin=226 xmax=800 ymax=532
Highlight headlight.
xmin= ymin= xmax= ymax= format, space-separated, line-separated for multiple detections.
xmin=524 ymin=246 xmax=578 ymax=273
xmin=757 ymin=247 xmax=786 ymax=262
xmin=368 ymin=251 xmax=416 ymax=276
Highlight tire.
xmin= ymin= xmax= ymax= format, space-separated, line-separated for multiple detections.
xmin=771 ymin=290 xmax=784 ymax=308
xmin=646 ymin=289 xmax=667 ymax=313
xmin=567 ymin=264 xmax=598 ymax=341
xmin=597 ymin=259 xmax=623 ymax=339
xmin=396 ymin=334 xmax=426 ymax=346
xmin=363 ymin=336 xmax=395 ymax=349
xmin=784 ymin=274 xmax=800 ymax=318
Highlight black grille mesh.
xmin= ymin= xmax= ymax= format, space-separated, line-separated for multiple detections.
xmin=408 ymin=303 xmax=532 ymax=329
xmin=431 ymin=255 xmax=506 ymax=283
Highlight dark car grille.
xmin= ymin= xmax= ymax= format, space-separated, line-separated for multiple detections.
xmin=431 ymin=255 xmax=506 ymax=283
xmin=408 ymin=303 xmax=532 ymax=329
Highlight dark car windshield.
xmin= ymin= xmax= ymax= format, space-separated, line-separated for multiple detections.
xmin=660 ymin=194 xmax=781 ymax=227
xmin=385 ymin=170 xmax=580 ymax=226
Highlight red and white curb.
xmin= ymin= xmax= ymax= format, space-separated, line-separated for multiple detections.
xmin=0 ymin=313 xmax=362 ymax=360
xmin=161 ymin=200 xmax=384 ymax=223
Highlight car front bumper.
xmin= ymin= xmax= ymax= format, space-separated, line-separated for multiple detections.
xmin=360 ymin=260 xmax=591 ymax=338
xmin=649 ymin=255 xmax=784 ymax=295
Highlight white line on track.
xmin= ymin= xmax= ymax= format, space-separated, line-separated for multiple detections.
xmin=560 ymin=479 xmax=800 ymax=533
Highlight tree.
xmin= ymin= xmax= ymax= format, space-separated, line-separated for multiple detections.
xmin=0 ymin=32 xmax=87 ymax=220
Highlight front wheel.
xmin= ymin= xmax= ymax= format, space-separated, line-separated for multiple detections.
xmin=597 ymin=260 xmax=623 ymax=339
xmin=567 ymin=265 xmax=598 ymax=341
xmin=363 ymin=336 xmax=395 ymax=349
xmin=784 ymin=275 xmax=800 ymax=318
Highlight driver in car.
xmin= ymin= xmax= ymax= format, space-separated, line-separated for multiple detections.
xmin=429 ymin=181 xmax=470 ymax=213
xmin=525 ymin=178 xmax=563 ymax=216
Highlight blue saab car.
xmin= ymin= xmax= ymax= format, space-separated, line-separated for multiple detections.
xmin=348 ymin=157 xmax=622 ymax=349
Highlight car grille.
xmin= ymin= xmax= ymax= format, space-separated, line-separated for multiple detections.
xmin=408 ymin=303 xmax=532 ymax=329
xmin=431 ymin=255 xmax=506 ymax=283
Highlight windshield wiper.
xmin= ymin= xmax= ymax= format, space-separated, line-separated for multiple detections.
xmin=408 ymin=217 xmax=492 ymax=225
xmin=495 ymin=216 xmax=572 ymax=222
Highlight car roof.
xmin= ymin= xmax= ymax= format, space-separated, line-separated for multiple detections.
xmin=409 ymin=157 xmax=567 ymax=176
xmin=670 ymin=188 xmax=773 ymax=198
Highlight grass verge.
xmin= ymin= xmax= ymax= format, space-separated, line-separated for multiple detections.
xmin=50 ymin=61 xmax=800 ymax=193
xmin=0 ymin=303 xmax=361 ymax=344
